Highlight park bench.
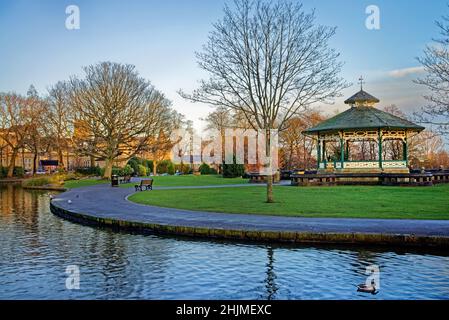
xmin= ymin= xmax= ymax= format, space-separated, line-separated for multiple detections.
xmin=135 ymin=179 xmax=153 ymax=191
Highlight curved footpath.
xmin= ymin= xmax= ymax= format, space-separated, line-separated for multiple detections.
xmin=50 ymin=183 xmax=449 ymax=248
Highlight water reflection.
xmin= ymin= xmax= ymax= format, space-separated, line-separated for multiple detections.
xmin=1 ymin=185 xmax=449 ymax=300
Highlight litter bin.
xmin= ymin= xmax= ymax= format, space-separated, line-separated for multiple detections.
xmin=111 ymin=174 xmax=119 ymax=187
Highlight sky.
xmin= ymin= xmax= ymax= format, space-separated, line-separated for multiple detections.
xmin=0 ymin=0 xmax=447 ymax=131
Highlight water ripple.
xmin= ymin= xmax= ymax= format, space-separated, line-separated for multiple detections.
xmin=0 ymin=185 xmax=448 ymax=299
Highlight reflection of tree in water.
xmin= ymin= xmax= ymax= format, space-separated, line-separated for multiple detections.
xmin=349 ymin=248 xmax=382 ymax=278
xmin=263 ymin=246 xmax=278 ymax=300
xmin=94 ymin=232 xmax=173 ymax=299
xmin=0 ymin=185 xmax=43 ymax=253
xmin=100 ymin=233 xmax=131 ymax=298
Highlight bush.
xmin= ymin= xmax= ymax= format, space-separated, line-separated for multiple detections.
xmin=111 ymin=167 xmax=124 ymax=176
xmin=0 ymin=166 xmax=25 ymax=178
xmin=222 ymin=158 xmax=245 ymax=178
xmin=123 ymin=164 xmax=134 ymax=176
xmin=128 ymin=157 xmax=153 ymax=176
xmin=22 ymin=176 xmax=60 ymax=187
xmin=75 ymin=166 xmax=101 ymax=176
xmin=142 ymin=159 xmax=154 ymax=173
xmin=199 ymin=163 xmax=211 ymax=175
xmin=0 ymin=166 xmax=6 ymax=178
xmin=157 ymin=160 xmax=175 ymax=175
xmin=175 ymin=163 xmax=191 ymax=174
xmin=137 ymin=164 xmax=147 ymax=177
xmin=61 ymin=173 xmax=79 ymax=181
xmin=13 ymin=167 xmax=24 ymax=178
xmin=209 ymin=167 xmax=218 ymax=175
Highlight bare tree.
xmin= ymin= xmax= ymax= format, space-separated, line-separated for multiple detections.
xmin=0 ymin=93 xmax=35 ymax=177
xmin=24 ymin=86 xmax=49 ymax=174
xmin=415 ymin=12 xmax=449 ymax=135
xmin=144 ymin=110 xmax=183 ymax=175
xmin=279 ymin=110 xmax=324 ymax=169
xmin=172 ymin=120 xmax=194 ymax=173
xmin=69 ymin=62 xmax=174 ymax=179
xmin=47 ymin=81 xmax=73 ymax=170
xmin=202 ymin=106 xmax=234 ymax=171
xmin=180 ymin=0 xmax=347 ymax=202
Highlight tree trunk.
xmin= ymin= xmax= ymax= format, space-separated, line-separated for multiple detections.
xmin=58 ymin=149 xmax=65 ymax=170
xmin=90 ymin=155 xmax=96 ymax=168
xmin=33 ymin=153 xmax=38 ymax=175
xmin=103 ymin=159 xmax=113 ymax=179
xmin=153 ymin=160 xmax=157 ymax=176
xmin=7 ymin=149 xmax=18 ymax=178
xmin=265 ymin=129 xmax=274 ymax=203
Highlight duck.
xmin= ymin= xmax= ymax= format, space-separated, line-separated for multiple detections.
xmin=356 ymin=281 xmax=378 ymax=294
xmin=67 ymin=200 xmax=72 ymax=204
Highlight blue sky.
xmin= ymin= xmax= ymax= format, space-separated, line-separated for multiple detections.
xmin=0 ymin=0 xmax=447 ymax=130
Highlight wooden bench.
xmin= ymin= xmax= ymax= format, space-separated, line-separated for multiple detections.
xmin=135 ymin=179 xmax=153 ymax=191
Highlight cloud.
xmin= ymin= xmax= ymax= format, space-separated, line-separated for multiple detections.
xmin=388 ymin=66 xmax=426 ymax=78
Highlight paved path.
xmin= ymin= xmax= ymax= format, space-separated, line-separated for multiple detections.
xmin=50 ymin=182 xmax=449 ymax=238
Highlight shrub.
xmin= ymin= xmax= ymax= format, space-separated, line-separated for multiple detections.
xmin=13 ymin=167 xmax=24 ymax=178
xmin=0 ymin=166 xmax=6 ymax=178
xmin=175 ymin=163 xmax=191 ymax=174
xmin=123 ymin=164 xmax=134 ymax=176
xmin=75 ymin=166 xmax=101 ymax=176
xmin=199 ymin=163 xmax=211 ymax=175
xmin=127 ymin=157 xmax=140 ymax=175
xmin=0 ymin=166 xmax=24 ymax=178
xmin=137 ymin=164 xmax=147 ymax=176
xmin=209 ymin=167 xmax=218 ymax=175
xmin=111 ymin=167 xmax=124 ymax=176
xmin=61 ymin=173 xmax=79 ymax=181
xmin=128 ymin=157 xmax=153 ymax=176
xmin=142 ymin=159 xmax=154 ymax=173
xmin=22 ymin=176 xmax=60 ymax=187
xmin=157 ymin=160 xmax=175 ymax=175
xmin=222 ymin=158 xmax=244 ymax=178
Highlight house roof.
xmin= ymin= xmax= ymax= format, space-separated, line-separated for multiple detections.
xmin=304 ymin=106 xmax=425 ymax=134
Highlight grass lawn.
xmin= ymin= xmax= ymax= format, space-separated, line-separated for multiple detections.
xmin=64 ymin=179 xmax=108 ymax=189
xmin=128 ymin=184 xmax=449 ymax=220
xmin=64 ymin=175 xmax=248 ymax=189
xmin=120 ymin=175 xmax=249 ymax=188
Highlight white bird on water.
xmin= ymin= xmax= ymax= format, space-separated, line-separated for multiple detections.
xmin=68 ymin=200 xmax=72 ymax=204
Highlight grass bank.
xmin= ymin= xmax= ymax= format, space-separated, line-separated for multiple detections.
xmin=64 ymin=175 xmax=249 ymax=189
xmin=128 ymin=184 xmax=449 ymax=220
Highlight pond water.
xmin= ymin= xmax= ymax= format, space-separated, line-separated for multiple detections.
xmin=0 ymin=184 xmax=448 ymax=300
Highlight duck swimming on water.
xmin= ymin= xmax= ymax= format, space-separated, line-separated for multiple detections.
xmin=356 ymin=280 xmax=378 ymax=294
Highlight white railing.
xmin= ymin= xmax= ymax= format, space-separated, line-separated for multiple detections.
xmin=382 ymin=161 xmax=407 ymax=168
xmin=344 ymin=161 xmax=379 ymax=169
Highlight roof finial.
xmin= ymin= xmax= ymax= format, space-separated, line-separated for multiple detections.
xmin=359 ymin=76 xmax=365 ymax=91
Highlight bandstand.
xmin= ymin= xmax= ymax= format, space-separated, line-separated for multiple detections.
xmin=304 ymin=85 xmax=424 ymax=174
xmin=288 ymin=82 xmax=449 ymax=186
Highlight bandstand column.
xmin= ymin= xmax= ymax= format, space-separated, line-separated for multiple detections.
xmin=322 ymin=140 xmax=327 ymax=167
xmin=403 ymin=137 xmax=408 ymax=166
xmin=340 ymin=136 xmax=344 ymax=169
xmin=317 ymin=137 xmax=321 ymax=167
xmin=378 ymin=130 xmax=383 ymax=169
